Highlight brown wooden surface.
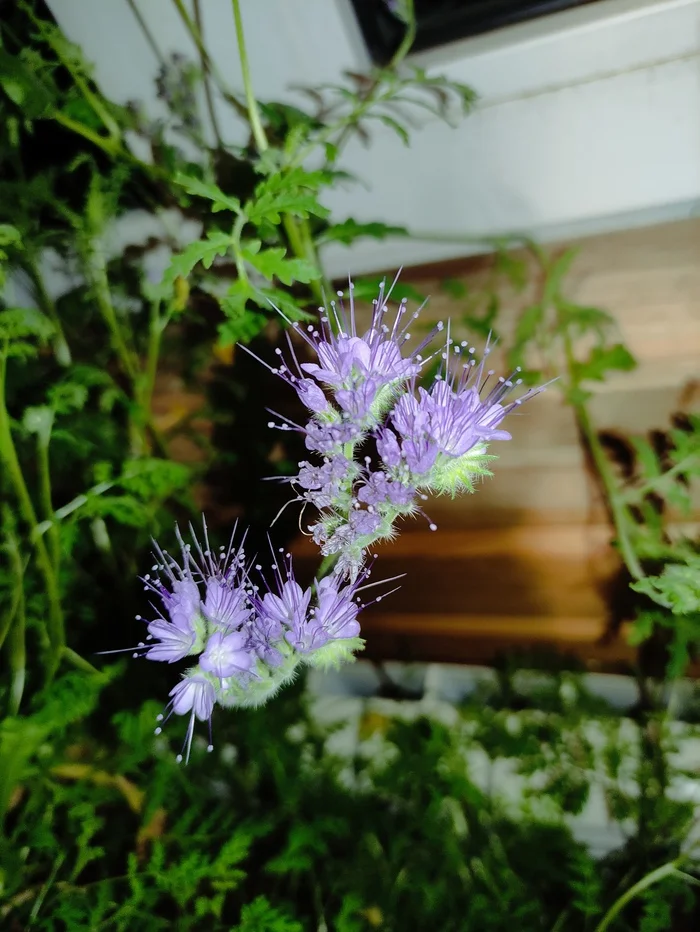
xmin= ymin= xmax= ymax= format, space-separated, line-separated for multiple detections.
xmin=317 ymin=219 xmax=700 ymax=668
xmin=152 ymin=218 xmax=700 ymax=669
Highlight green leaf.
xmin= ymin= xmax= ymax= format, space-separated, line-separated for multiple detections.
xmin=175 ymin=173 xmax=241 ymax=214
xmin=555 ymin=302 xmax=615 ymax=338
xmin=542 ymin=248 xmax=577 ymax=306
xmin=509 ymin=303 xmax=544 ymax=369
xmin=630 ymin=436 xmax=662 ymax=480
xmin=232 ymin=896 xmax=303 ymax=932
xmin=0 ymin=307 xmax=55 ymax=357
xmin=373 ymin=113 xmax=410 ymax=145
xmin=631 ymin=558 xmax=700 ymax=615
xmin=317 ymin=218 xmax=410 ymax=246
xmin=218 ymin=281 xmax=266 ymax=345
xmin=440 ymin=278 xmax=468 ymax=300
xmin=162 ymin=230 xmax=233 ymax=289
xmin=571 ymin=343 xmax=636 ymax=384
xmin=246 ymin=169 xmax=330 ymax=226
xmin=0 ymin=224 xmax=21 ymax=248
xmin=242 ymin=245 xmax=319 ymax=286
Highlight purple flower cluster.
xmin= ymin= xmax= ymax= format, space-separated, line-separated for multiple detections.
xmin=108 ymin=523 xmax=376 ymax=763
xmin=108 ymin=276 xmax=544 ymax=764
xmin=256 ymin=280 xmax=545 ymax=576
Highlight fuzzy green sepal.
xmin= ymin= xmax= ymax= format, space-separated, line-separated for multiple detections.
xmin=303 ymin=637 xmax=365 ymax=670
xmin=216 ymin=644 xmax=301 ymax=709
xmin=426 ymin=447 xmax=496 ymax=497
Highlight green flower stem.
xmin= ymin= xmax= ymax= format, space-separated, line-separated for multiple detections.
xmin=36 ymin=430 xmax=60 ymax=573
xmin=593 ymin=859 xmax=684 ymax=932
xmin=4 ymin=530 xmax=26 ymax=714
xmin=0 ymin=347 xmax=64 ymax=676
xmin=231 ymin=0 xmax=327 ymax=305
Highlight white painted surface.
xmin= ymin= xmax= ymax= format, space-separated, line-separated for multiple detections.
xmin=46 ymin=0 xmax=700 ymax=276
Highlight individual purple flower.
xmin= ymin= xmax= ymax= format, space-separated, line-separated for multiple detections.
xmin=312 ymin=574 xmax=362 ymax=641
xmin=203 ymin=577 xmax=251 ymax=632
xmin=143 ymin=618 xmax=197 ymax=663
xmin=199 ymin=631 xmax=255 ymax=679
xmin=388 ymin=341 xmax=545 ymax=479
xmin=257 ymin=576 xmax=311 ymax=630
xmin=348 ymin=508 xmax=382 ymax=538
xmin=156 ymin=674 xmax=216 ymax=764
xmin=357 ymin=471 xmax=414 ymax=507
xmin=286 ymin=564 xmax=390 ymax=654
xmin=294 ymin=377 xmax=331 ymax=415
xmin=292 ymin=279 xmax=442 ymax=410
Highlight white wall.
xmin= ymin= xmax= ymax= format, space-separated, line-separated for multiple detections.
xmin=46 ymin=0 xmax=700 ymax=277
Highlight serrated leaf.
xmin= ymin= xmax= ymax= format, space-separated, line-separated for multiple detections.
xmin=373 ymin=113 xmax=410 ymax=145
xmin=0 ymin=307 xmax=54 ymax=344
xmin=317 ymin=218 xmax=409 ymax=246
xmin=175 ymin=173 xmax=241 ymax=214
xmin=242 ymin=245 xmax=319 ymax=286
xmin=246 ymin=169 xmax=330 ymax=225
xmin=630 ymin=436 xmax=662 ymax=479
xmin=218 ymin=281 xmax=267 ymax=345
xmin=572 ymin=343 xmax=636 ymax=384
xmin=556 ymin=302 xmax=614 ymax=337
xmin=162 ymin=230 xmax=233 ymax=289
xmin=632 ymin=559 xmax=700 ymax=615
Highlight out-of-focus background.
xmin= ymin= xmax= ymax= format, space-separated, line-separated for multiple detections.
xmin=2 ymin=1 xmax=700 ymax=929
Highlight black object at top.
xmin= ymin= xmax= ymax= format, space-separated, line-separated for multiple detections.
xmin=351 ymin=0 xmax=600 ymax=65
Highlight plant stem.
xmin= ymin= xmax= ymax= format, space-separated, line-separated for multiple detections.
xmin=84 ymin=238 xmax=138 ymax=382
xmin=52 ymin=112 xmax=121 ymax=158
xmin=231 ymin=0 xmax=267 ymax=155
xmin=36 ymin=431 xmax=60 ymax=573
xmin=5 ymin=530 xmax=26 ymax=714
xmin=20 ymin=253 xmax=72 ymax=366
xmin=230 ymin=0 xmax=326 ymax=305
xmin=593 ymin=859 xmax=682 ymax=932
xmin=193 ymin=0 xmax=224 ymax=149
xmin=572 ymin=400 xmax=645 ymax=581
xmin=125 ymin=0 xmax=168 ymax=68
xmin=0 ymin=347 xmax=65 ymax=676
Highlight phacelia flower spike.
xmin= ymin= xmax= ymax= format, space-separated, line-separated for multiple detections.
xmin=105 ymin=521 xmax=397 ymax=762
xmin=249 ymin=279 xmax=546 ymax=577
